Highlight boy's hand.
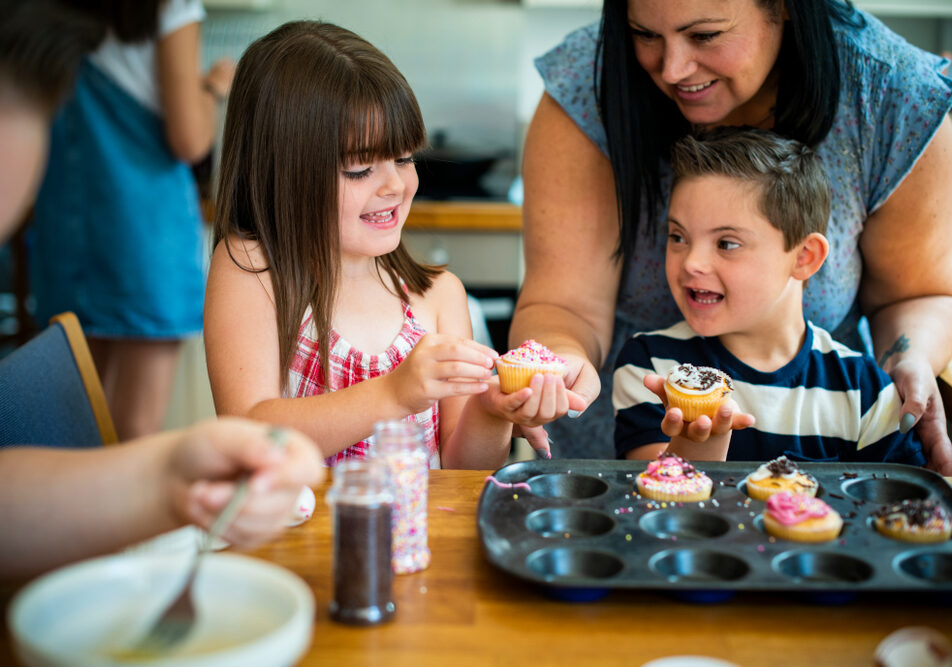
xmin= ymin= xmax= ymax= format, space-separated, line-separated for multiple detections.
xmin=643 ymin=373 xmax=755 ymax=459
xmin=388 ymin=334 xmax=497 ymax=415
xmin=659 ymin=400 xmax=755 ymax=442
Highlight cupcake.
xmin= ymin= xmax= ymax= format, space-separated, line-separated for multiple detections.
xmin=635 ymin=453 xmax=713 ymax=502
xmin=871 ymin=499 xmax=951 ymax=544
xmin=495 ymin=339 xmax=566 ymax=394
xmin=664 ymin=363 xmax=733 ymax=422
xmin=762 ymin=491 xmax=842 ymax=543
xmin=744 ymin=456 xmax=818 ymax=501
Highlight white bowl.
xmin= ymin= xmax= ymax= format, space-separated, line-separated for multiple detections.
xmin=8 ymin=552 xmax=314 ymax=667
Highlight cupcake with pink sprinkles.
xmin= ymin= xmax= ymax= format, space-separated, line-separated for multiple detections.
xmin=635 ymin=453 xmax=713 ymax=503
xmin=495 ymin=339 xmax=567 ymax=393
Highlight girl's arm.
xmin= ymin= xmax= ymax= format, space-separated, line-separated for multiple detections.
xmin=423 ymin=272 xmax=514 ymax=469
xmin=860 ymin=118 xmax=952 ymax=474
xmin=204 ymin=240 xmax=494 ymax=458
xmin=156 ymin=21 xmax=234 ymax=163
xmin=508 ymin=93 xmax=623 ymax=411
xmin=0 ymin=419 xmax=322 ymax=580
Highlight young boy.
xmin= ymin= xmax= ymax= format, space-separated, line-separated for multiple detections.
xmin=613 ymin=128 xmax=925 ymax=465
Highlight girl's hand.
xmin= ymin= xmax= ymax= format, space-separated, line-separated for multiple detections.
xmin=643 ymin=373 xmax=756 ymax=442
xmin=169 ymin=418 xmax=324 ymax=547
xmin=388 ymin=334 xmax=497 ymax=415
xmin=888 ymin=358 xmax=952 ymax=475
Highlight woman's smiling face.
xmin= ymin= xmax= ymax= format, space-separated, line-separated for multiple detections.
xmin=627 ymin=0 xmax=785 ymax=129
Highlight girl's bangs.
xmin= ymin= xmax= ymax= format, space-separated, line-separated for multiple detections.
xmin=340 ymin=92 xmax=425 ymax=164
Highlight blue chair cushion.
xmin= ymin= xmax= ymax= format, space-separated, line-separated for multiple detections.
xmin=0 ymin=323 xmax=103 ymax=448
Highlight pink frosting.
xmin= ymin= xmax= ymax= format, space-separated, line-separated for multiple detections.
xmin=501 ymin=339 xmax=566 ymax=366
xmin=766 ymin=491 xmax=831 ymax=525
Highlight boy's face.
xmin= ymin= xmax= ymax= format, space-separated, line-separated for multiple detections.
xmin=666 ymin=174 xmax=804 ymax=341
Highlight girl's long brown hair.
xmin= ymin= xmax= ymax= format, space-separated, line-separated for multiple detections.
xmin=214 ymin=21 xmax=440 ymax=391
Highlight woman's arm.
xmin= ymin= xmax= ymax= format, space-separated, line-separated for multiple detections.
xmin=509 ymin=93 xmax=623 ymax=408
xmin=0 ymin=419 xmax=323 ymax=580
xmin=156 ymin=21 xmax=234 ymax=163
xmin=860 ymin=117 xmax=952 ymax=474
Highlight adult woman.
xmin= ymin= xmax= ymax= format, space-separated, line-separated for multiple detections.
xmin=510 ymin=0 xmax=952 ymax=473
xmin=28 ymin=0 xmax=234 ymax=439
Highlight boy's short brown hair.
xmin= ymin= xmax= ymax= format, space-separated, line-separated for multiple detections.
xmin=670 ymin=128 xmax=830 ymax=250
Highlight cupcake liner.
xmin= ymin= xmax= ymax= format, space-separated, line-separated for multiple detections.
xmin=635 ymin=477 xmax=713 ymax=503
xmin=763 ymin=513 xmax=842 ymax=543
xmin=874 ymin=518 xmax=952 ymax=544
xmin=744 ymin=473 xmax=818 ymax=501
xmin=495 ymin=359 xmax=564 ymax=394
xmin=664 ymin=382 xmax=730 ymax=421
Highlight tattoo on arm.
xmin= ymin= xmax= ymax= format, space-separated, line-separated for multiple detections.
xmin=878 ymin=334 xmax=910 ymax=367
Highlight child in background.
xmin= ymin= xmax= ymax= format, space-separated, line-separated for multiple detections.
xmin=0 ymin=0 xmax=323 ymax=580
xmin=613 ymin=128 xmax=925 ymax=466
xmin=30 ymin=0 xmax=235 ymax=441
xmin=204 ymin=21 xmax=569 ymax=468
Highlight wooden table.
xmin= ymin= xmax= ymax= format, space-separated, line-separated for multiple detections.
xmin=4 ymin=470 xmax=950 ymax=666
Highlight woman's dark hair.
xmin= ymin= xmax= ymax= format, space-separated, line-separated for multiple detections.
xmin=61 ymin=0 xmax=162 ymax=43
xmin=214 ymin=21 xmax=437 ymax=390
xmin=596 ymin=0 xmax=860 ymax=261
xmin=0 ymin=0 xmax=105 ymax=114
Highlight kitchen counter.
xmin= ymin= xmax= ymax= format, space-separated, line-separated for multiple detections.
xmin=405 ymin=200 xmax=521 ymax=232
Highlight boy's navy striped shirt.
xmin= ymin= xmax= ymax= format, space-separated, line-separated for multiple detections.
xmin=612 ymin=320 xmax=925 ymax=465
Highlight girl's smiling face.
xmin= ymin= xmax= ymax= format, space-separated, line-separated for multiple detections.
xmin=628 ymin=0 xmax=785 ymax=129
xmin=665 ymin=173 xmax=803 ymax=341
xmin=338 ymin=154 xmax=418 ymax=265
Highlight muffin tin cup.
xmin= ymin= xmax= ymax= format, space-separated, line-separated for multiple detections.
xmin=477 ymin=460 xmax=952 ymax=595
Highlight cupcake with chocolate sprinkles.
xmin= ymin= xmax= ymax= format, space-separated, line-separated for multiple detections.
xmin=872 ymin=499 xmax=951 ymax=544
xmin=744 ymin=456 xmax=818 ymax=501
xmin=664 ymin=363 xmax=733 ymax=422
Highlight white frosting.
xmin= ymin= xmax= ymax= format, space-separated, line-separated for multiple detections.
xmin=665 ymin=364 xmax=730 ymax=396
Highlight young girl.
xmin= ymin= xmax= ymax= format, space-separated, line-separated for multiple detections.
xmin=204 ymin=21 xmax=572 ymax=468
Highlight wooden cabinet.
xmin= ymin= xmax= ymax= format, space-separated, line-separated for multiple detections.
xmin=403 ymin=201 xmax=523 ymax=289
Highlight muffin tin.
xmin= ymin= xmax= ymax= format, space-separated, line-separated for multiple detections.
xmin=477 ymin=459 xmax=952 ymax=593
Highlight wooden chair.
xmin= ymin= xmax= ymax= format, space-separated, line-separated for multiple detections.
xmin=0 ymin=311 xmax=117 ymax=447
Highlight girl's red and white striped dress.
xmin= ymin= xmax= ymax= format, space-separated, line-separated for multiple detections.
xmin=287 ymin=297 xmax=441 ymax=469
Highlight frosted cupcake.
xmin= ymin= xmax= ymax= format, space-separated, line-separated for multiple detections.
xmin=635 ymin=453 xmax=713 ymax=503
xmin=762 ymin=491 xmax=842 ymax=543
xmin=744 ymin=456 xmax=818 ymax=501
xmin=871 ymin=499 xmax=951 ymax=544
xmin=495 ymin=339 xmax=566 ymax=394
xmin=664 ymin=363 xmax=733 ymax=422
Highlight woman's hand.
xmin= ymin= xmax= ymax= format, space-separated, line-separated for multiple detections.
xmin=169 ymin=419 xmax=324 ymax=547
xmin=476 ymin=374 xmax=587 ymax=458
xmin=386 ymin=334 xmax=496 ymax=415
xmin=887 ymin=358 xmax=952 ymax=474
xmin=558 ymin=349 xmax=601 ymax=414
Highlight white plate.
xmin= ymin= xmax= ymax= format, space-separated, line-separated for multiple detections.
xmin=9 ymin=552 xmax=314 ymax=667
